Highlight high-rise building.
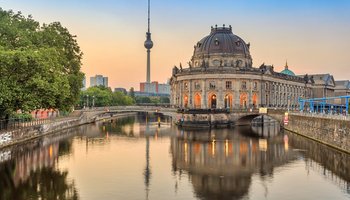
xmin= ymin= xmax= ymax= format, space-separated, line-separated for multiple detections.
xmin=140 ymin=81 xmax=170 ymax=95
xmin=90 ymin=75 xmax=108 ymax=88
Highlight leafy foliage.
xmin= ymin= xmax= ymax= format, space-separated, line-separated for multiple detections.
xmin=79 ymin=86 xmax=134 ymax=107
xmin=0 ymin=8 xmax=84 ymax=118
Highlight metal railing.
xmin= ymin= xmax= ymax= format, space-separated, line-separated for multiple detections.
xmin=0 ymin=113 xmax=81 ymax=132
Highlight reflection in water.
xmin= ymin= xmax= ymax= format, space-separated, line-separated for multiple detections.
xmin=0 ymin=131 xmax=79 ymax=200
xmin=171 ymin=127 xmax=296 ymax=200
xmin=251 ymin=116 xmax=281 ymax=138
xmin=286 ymin=131 xmax=350 ymax=194
xmin=0 ymin=114 xmax=350 ymax=200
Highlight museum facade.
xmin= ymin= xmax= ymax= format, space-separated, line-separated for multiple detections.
xmin=170 ymin=25 xmax=314 ymax=110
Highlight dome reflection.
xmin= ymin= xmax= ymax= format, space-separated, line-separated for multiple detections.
xmin=171 ymin=128 xmax=297 ymax=199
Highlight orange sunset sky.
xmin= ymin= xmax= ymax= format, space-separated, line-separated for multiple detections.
xmin=1 ymin=0 xmax=350 ymax=90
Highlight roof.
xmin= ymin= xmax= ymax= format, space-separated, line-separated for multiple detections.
xmin=193 ymin=25 xmax=251 ymax=58
xmin=280 ymin=61 xmax=295 ymax=76
xmin=335 ymin=80 xmax=350 ymax=89
xmin=309 ymin=74 xmax=335 ymax=87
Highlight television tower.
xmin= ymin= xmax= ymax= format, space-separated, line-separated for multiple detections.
xmin=144 ymin=0 xmax=153 ymax=83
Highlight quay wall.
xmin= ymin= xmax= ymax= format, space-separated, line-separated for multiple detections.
xmin=285 ymin=114 xmax=350 ymax=153
xmin=0 ymin=112 xmax=136 ymax=149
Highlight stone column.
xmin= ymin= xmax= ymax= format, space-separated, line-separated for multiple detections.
xmin=248 ymin=81 xmax=252 ymax=107
xmin=235 ymin=80 xmax=240 ymax=108
xmin=218 ymin=79 xmax=224 ymax=108
xmin=179 ymin=81 xmax=183 ymax=108
xmin=189 ymin=80 xmax=193 ymax=108
xmin=201 ymin=79 xmax=206 ymax=109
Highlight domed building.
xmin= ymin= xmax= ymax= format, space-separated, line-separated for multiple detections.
xmin=170 ymin=25 xmax=313 ymax=110
xmin=280 ymin=61 xmax=296 ymax=76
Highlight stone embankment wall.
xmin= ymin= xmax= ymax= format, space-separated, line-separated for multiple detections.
xmin=0 ymin=112 xmax=136 ymax=149
xmin=285 ymin=114 xmax=350 ymax=153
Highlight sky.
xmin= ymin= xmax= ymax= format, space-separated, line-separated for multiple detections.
xmin=1 ymin=0 xmax=350 ymax=90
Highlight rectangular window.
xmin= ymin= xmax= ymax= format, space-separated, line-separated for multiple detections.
xmin=241 ymin=81 xmax=247 ymax=90
xmin=253 ymin=82 xmax=258 ymax=90
xmin=184 ymin=82 xmax=188 ymax=90
xmin=209 ymin=81 xmax=216 ymax=89
xmin=225 ymin=81 xmax=232 ymax=89
xmin=195 ymin=82 xmax=201 ymax=90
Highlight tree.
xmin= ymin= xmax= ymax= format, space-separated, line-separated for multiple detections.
xmin=79 ymin=86 xmax=134 ymax=107
xmin=0 ymin=8 xmax=84 ymax=118
xmin=160 ymin=97 xmax=170 ymax=104
xmin=129 ymin=87 xmax=135 ymax=99
xmin=135 ymin=96 xmax=151 ymax=104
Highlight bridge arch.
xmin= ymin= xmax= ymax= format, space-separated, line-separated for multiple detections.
xmin=236 ymin=114 xmax=279 ymax=126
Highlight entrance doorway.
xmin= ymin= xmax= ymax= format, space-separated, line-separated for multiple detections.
xmin=194 ymin=93 xmax=201 ymax=109
xmin=240 ymin=93 xmax=248 ymax=108
xmin=224 ymin=94 xmax=233 ymax=109
xmin=209 ymin=94 xmax=217 ymax=109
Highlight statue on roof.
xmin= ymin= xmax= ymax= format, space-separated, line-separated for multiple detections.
xmin=303 ymin=74 xmax=309 ymax=83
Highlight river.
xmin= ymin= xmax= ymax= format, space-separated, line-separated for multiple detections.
xmin=0 ymin=113 xmax=349 ymax=200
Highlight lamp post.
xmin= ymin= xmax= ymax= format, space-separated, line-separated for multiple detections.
xmin=86 ymin=95 xmax=89 ymax=109
xmin=287 ymin=95 xmax=291 ymax=113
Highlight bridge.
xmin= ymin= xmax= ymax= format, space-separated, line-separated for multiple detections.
xmin=82 ymin=106 xmax=284 ymax=128
xmin=0 ymin=105 xmax=285 ymax=136
xmin=299 ymin=95 xmax=350 ymax=115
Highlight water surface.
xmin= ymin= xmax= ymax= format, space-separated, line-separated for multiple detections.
xmin=0 ymin=114 xmax=349 ymax=200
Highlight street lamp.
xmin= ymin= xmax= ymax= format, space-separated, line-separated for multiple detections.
xmin=287 ymin=95 xmax=291 ymax=113
xmin=86 ymin=95 xmax=89 ymax=109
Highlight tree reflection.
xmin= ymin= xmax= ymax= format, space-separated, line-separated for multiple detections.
xmin=101 ymin=116 xmax=136 ymax=136
xmin=0 ymin=138 xmax=78 ymax=200
xmin=0 ymin=165 xmax=78 ymax=200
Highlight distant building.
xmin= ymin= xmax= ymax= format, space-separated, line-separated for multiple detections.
xmin=114 ymin=87 xmax=127 ymax=94
xmin=158 ymin=83 xmax=171 ymax=95
xmin=309 ymin=74 xmax=335 ymax=99
xmin=82 ymin=76 xmax=86 ymax=90
xmin=134 ymin=91 xmax=169 ymax=97
xmin=334 ymin=80 xmax=350 ymax=104
xmin=90 ymin=75 xmax=108 ymax=88
xmin=140 ymin=81 xmax=170 ymax=96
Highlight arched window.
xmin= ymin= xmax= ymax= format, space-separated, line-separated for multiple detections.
xmin=184 ymin=95 xmax=188 ymax=108
xmin=240 ymin=93 xmax=248 ymax=108
xmin=252 ymin=93 xmax=258 ymax=108
xmin=194 ymin=93 xmax=201 ymax=109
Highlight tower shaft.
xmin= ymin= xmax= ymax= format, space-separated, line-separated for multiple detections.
xmin=144 ymin=0 xmax=153 ymax=83
xmin=147 ymin=49 xmax=151 ymax=83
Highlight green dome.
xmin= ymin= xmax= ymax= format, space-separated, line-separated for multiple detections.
xmin=280 ymin=61 xmax=295 ymax=76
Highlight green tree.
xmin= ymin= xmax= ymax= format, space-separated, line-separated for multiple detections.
xmin=135 ymin=96 xmax=151 ymax=104
xmin=0 ymin=8 xmax=84 ymax=118
xmin=160 ymin=97 xmax=170 ymax=104
xmin=80 ymin=86 xmax=134 ymax=107
xmin=129 ymin=87 xmax=135 ymax=99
